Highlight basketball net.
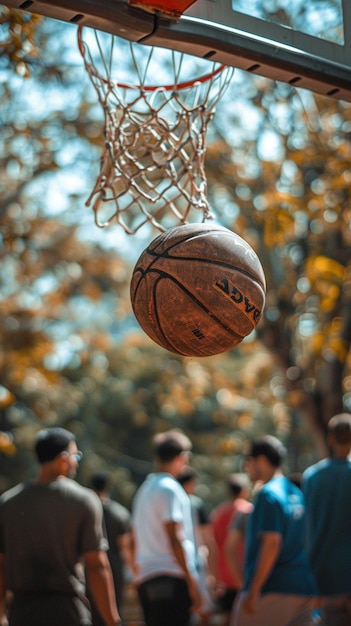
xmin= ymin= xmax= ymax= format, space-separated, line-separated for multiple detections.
xmin=77 ymin=27 xmax=234 ymax=234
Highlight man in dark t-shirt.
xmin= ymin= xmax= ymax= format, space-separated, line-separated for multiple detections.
xmin=0 ymin=427 xmax=121 ymax=626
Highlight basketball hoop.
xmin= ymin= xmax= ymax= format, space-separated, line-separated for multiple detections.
xmin=77 ymin=27 xmax=234 ymax=234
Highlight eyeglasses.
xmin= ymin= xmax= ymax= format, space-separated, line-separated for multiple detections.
xmin=72 ymin=451 xmax=83 ymax=462
xmin=61 ymin=450 xmax=83 ymax=462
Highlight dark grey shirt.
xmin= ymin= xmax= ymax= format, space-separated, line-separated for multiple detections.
xmin=0 ymin=478 xmax=107 ymax=594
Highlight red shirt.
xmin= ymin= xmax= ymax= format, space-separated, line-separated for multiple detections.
xmin=211 ymin=498 xmax=252 ymax=588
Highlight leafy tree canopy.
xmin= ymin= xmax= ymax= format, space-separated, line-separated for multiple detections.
xmin=1 ymin=5 xmax=351 ymax=509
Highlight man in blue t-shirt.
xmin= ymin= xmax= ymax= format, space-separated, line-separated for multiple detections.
xmin=302 ymin=413 xmax=351 ymax=626
xmin=231 ymin=436 xmax=316 ymax=626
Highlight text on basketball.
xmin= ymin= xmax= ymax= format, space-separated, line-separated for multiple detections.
xmin=215 ymin=277 xmax=261 ymax=322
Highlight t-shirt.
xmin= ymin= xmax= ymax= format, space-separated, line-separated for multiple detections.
xmin=302 ymin=457 xmax=351 ymax=595
xmin=0 ymin=478 xmax=107 ymax=625
xmin=244 ymin=476 xmax=316 ymax=595
xmin=102 ymin=497 xmax=131 ymax=582
xmin=211 ymin=498 xmax=251 ymax=588
xmin=190 ymin=494 xmax=209 ymax=527
xmin=227 ymin=500 xmax=253 ymax=588
xmin=132 ymin=472 xmax=197 ymax=583
xmin=230 ymin=509 xmax=251 ymax=535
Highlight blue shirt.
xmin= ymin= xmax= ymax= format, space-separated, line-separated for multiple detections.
xmin=302 ymin=457 xmax=351 ymax=595
xmin=244 ymin=475 xmax=316 ymax=595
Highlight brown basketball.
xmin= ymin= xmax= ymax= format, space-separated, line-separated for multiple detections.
xmin=130 ymin=223 xmax=266 ymax=357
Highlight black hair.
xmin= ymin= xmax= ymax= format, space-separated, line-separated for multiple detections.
xmin=248 ymin=435 xmax=286 ymax=467
xmin=227 ymin=473 xmax=251 ymax=496
xmin=90 ymin=472 xmax=109 ymax=492
xmin=177 ymin=466 xmax=198 ymax=486
xmin=328 ymin=413 xmax=351 ymax=444
xmin=153 ymin=430 xmax=192 ymax=463
xmin=35 ymin=427 xmax=75 ymax=464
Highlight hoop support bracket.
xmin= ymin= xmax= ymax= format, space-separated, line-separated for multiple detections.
xmin=4 ymin=0 xmax=351 ymax=101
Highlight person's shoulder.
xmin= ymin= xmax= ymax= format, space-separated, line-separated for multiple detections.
xmin=189 ymin=493 xmax=203 ymax=509
xmin=134 ymin=472 xmax=175 ymax=500
xmin=54 ymin=478 xmax=101 ymax=508
xmin=152 ymin=473 xmax=182 ymax=494
xmin=104 ymin=498 xmax=131 ymax=520
xmin=0 ymin=482 xmax=26 ymax=505
xmin=235 ymin=498 xmax=253 ymax=514
xmin=258 ymin=476 xmax=286 ymax=503
xmin=302 ymin=458 xmax=330 ymax=481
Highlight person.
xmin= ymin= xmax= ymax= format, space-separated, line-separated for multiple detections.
xmin=231 ymin=435 xmax=316 ymax=626
xmin=131 ymin=429 xmax=201 ymax=626
xmin=89 ymin=472 xmax=133 ymax=625
xmin=0 ymin=427 xmax=121 ymax=626
xmin=177 ymin=466 xmax=216 ymax=626
xmin=224 ymin=491 xmax=253 ymax=593
xmin=302 ymin=412 xmax=351 ymax=626
xmin=210 ymin=473 xmax=252 ymax=626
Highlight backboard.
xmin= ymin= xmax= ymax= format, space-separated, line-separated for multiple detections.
xmin=3 ymin=0 xmax=351 ymax=101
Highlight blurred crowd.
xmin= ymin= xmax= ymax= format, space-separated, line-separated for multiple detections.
xmin=0 ymin=413 xmax=350 ymax=626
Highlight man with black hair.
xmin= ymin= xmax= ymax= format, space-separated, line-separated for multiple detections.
xmin=0 ymin=427 xmax=121 ymax=626
xmin=231 ymin=435 xmax=316 ymax=626
xmin=132 ymin=429 xmax=201 ymax=626
xmin=302 ymin=413 xmax=351 ymax=626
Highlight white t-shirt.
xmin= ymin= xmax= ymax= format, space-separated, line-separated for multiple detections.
xmin=132 ymin=472 xmax=197 ymax=583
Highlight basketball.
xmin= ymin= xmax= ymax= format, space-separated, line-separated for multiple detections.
xmin=130 ymin=223 xmax=266 ymax=357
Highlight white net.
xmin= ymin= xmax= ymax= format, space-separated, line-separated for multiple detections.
xmin=78 ymin=27 xmax=234 ymax=233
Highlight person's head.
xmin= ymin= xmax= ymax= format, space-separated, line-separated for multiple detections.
xmin=90 ymin=471 xmax=110 ymax=495
xmin=245 ymin=435 xmax=286 ymax=483
xmin=227 ymin=473 xmax=251 ymax=500
xmin=327 ymin=413 xmax=351 ymax=457
xmin=177 ymin=466 xmax=198 ymax=494
xmin=153 ymin=430 xmax=192 ymax=476
xmin=35 ymin=427 xmax=82 ymax=479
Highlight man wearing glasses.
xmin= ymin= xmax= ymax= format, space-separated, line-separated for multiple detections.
xmin=0 ymin=427 xmax=121 ymax=626
xmin=231 ymin=436 xmax=316 ymax=626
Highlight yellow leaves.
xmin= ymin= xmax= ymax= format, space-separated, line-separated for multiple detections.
xmin=237 ymin=413 xmax=253 ymax=430
xmin=1 ymin=7 xmax=42 ymax=75
xmin=308 ymin=256 xmax=344 ymax=282
xmin=263 ymin=206 xmax=295 ymax=247
xmin=219 ymin=437 xmax=239 ymax=454
xmin=311 ymin=331 xmax=324 ymax=355
xmin=0 ymin=432 xmax=16 ymax=456
xmin=82 ymin=280 xmax=103 ymax=301
xmin=0 ymin=385 xmax=15 ymax=408
xmin=324 ymin=335 xmax=349 ymax=364
xmin=305 ymin=256 xmax=345 ymax=312
xmin=303 ymin=317 xmax=348 ymax=365
xmin=305 ymin=255 xmax=344 ymax=311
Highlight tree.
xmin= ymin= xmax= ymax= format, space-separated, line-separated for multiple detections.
xmin=206 ymin=78 xmax=351 ymax=454
xmin=1 ymin=6 xmax=351 ymax=503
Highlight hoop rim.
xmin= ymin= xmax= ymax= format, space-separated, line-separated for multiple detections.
xmin=77 ymin=25 xmax=228 ymax=92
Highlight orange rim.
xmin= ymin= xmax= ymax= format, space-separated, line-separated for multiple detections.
xmin=77 ymin=25 xmax=227 ymax=92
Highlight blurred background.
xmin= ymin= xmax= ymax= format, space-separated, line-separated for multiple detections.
xmin=1 ymin=2 xmax=351 ymax=511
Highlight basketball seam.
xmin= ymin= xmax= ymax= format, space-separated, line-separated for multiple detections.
xmin=149 ymin=271 xmax=243 ymax=341
xmin=136 ymin=254 xmax=265 ymax=287
xmin=148 ymin=228 xmax=228 ymax=261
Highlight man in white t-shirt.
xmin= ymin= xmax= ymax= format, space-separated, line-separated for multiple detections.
xmin=132 ymin=430 xmax=201 ymax=626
